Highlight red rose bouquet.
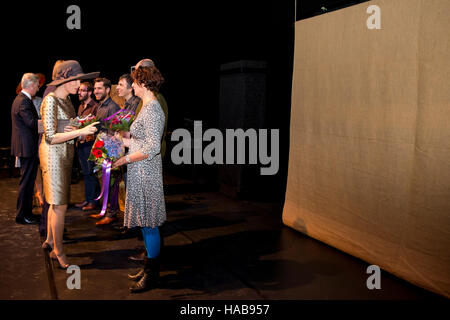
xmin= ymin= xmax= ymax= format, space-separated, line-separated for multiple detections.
xmin=88 ymin=132 xmax=125 ymax=216
xmin=89 ymin=132 xmax=124 ymax=174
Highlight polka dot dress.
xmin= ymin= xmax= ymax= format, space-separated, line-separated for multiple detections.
xmin=124 ymin=100 xmax=166 ymax=228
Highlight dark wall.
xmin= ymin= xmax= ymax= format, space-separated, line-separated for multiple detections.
xmin=3 ymin=0 xmax=295 ymax=200
xmin=3 ymin=0 xmax=294 ymax=134
xmin=3 ymin=0 xmax=366 ymax=201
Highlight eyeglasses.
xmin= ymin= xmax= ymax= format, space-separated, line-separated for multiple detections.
xmin=130 ymin=66 xmax=136 ymax=73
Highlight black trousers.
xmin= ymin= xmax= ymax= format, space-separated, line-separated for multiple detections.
xmin=16 ymin=156 xmax=38 ymax=219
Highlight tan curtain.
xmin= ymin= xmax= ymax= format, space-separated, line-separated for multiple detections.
xmin=283 ymin=0 xmax=450 ymax=297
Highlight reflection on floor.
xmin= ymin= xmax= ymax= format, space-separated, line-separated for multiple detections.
xmin=0 ymin=172 xmax=441 ymax=300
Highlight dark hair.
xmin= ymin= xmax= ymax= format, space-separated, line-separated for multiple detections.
xmin=119 ymin=74 xmax=133 ymax=89
xmin=131 ymin=66 xmax=164 ymax=93
xmin=80 ymin=81 xmax=94 ymax=92
xmin=94 ymin=77 xmax=111 ymax=89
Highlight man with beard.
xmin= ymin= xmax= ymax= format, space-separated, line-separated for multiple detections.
xmin=93 ymin=78 xmax=120 ymax=129
xmin=75 ymin=82 xmax=100 ymax=211
xmin=89 ymin=78 xmax=120 ymax=225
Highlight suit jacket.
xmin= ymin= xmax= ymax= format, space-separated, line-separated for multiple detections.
xmin=11 ymin=92 xmax=39 ymax=158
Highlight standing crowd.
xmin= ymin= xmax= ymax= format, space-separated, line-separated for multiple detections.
xmin=10 ymin=59 xmax=168 ymax=293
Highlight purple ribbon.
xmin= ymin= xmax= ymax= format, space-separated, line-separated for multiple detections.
xmin=95 ymin=159 xmax=112 ymax=216
xmin=102 ymin=109 xmax=135 ymax=122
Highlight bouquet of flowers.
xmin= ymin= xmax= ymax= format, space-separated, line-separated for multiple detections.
xmin=103 ymin=109 xmax=135 ymax=132
xmin=89 ymin=132 xmax=124 ymax=174
xmin=88 ymin=132 xmax=125 ymax=216
xmin=69 ymin=114 xmax=98 ymax=128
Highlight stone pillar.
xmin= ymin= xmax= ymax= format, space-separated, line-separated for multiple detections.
xmin=219 ymin=60 xmax=267 ymax=199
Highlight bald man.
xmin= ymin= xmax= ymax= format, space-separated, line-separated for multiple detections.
xmin=131 ymin=58 xmax=154 ymax=72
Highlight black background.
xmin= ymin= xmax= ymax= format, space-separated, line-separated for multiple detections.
xmin=3 ymin=0 xmax=368 ymax=200
xmin=3 ymin=0 xmax=295 ymax=133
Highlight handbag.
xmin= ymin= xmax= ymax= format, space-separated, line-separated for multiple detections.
xmin=38 ymin=119 xmax=70 ymax=134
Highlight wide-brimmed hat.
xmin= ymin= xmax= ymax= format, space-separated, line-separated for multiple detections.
xmin=47 ymin=60 xmax=100 ymax=86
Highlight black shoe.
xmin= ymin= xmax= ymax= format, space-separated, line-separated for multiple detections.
xmin=26 ymin=215 xmax=39 ymax=224
xmin=114 ymin=226 xmax=128 ymax=232
xmin=129 ymin=256 xmax=160 ymax=293
xmin=16 ymin=216 xmax=39 ymax=225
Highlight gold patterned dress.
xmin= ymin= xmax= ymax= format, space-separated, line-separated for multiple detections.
xmin=39 ymin=93 xmax=76 ymax=205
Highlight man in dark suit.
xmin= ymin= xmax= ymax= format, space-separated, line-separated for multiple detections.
xmin=11 ymin=73 xmax=41 ymax=224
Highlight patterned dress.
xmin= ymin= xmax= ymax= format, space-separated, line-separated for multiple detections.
xmin=124 ymin=100 xmax=166 ymax=228
xmin=39 ymin=93 xmax=76 ymax=205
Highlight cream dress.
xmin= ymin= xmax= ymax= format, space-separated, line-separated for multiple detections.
xmin=39 ymin=93 xmax=76 ymax=205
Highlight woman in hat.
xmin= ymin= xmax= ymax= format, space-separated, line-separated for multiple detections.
xmin=40 ymin=60 xmax=100 ymax=269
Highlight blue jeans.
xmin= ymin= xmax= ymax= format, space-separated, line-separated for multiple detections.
xmin=77 ymin=141 xmax=100 ymax=204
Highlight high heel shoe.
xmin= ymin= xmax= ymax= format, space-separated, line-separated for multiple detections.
xmin=54 ymin=253 xmax=70 ymax=269
xmin=41 ymin=242 xmax=53 ymax=253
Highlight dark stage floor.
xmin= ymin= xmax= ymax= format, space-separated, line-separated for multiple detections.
xmin=0 ymin=172 xmax=441 ymax=300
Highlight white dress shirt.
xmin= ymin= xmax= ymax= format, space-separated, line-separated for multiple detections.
xmin=21 ymin=89 xmax=32 ymax=100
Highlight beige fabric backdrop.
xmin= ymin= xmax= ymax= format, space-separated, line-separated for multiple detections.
xmin=283 ymin=0 xmax=450 ymax=297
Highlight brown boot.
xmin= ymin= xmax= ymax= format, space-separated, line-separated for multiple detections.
xmin=129 ymin=256 xmax=159 ymax=293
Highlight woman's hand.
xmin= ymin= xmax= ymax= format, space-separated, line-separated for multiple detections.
xmin=79 ymin=122 xmax=99 ymax=137
xmin=112 ymin=156 xmax=126 ymax=169
xmin=121 ymin=131 xmax=131 ymax=139
xmin=114 ymin=131 xmax=130 ymax=139
xmin=115 ymin=131 xmax=131 ymax=148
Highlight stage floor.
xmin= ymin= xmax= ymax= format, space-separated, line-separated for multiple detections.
xmin=0 ymin=173 xmax=440 ymax=300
